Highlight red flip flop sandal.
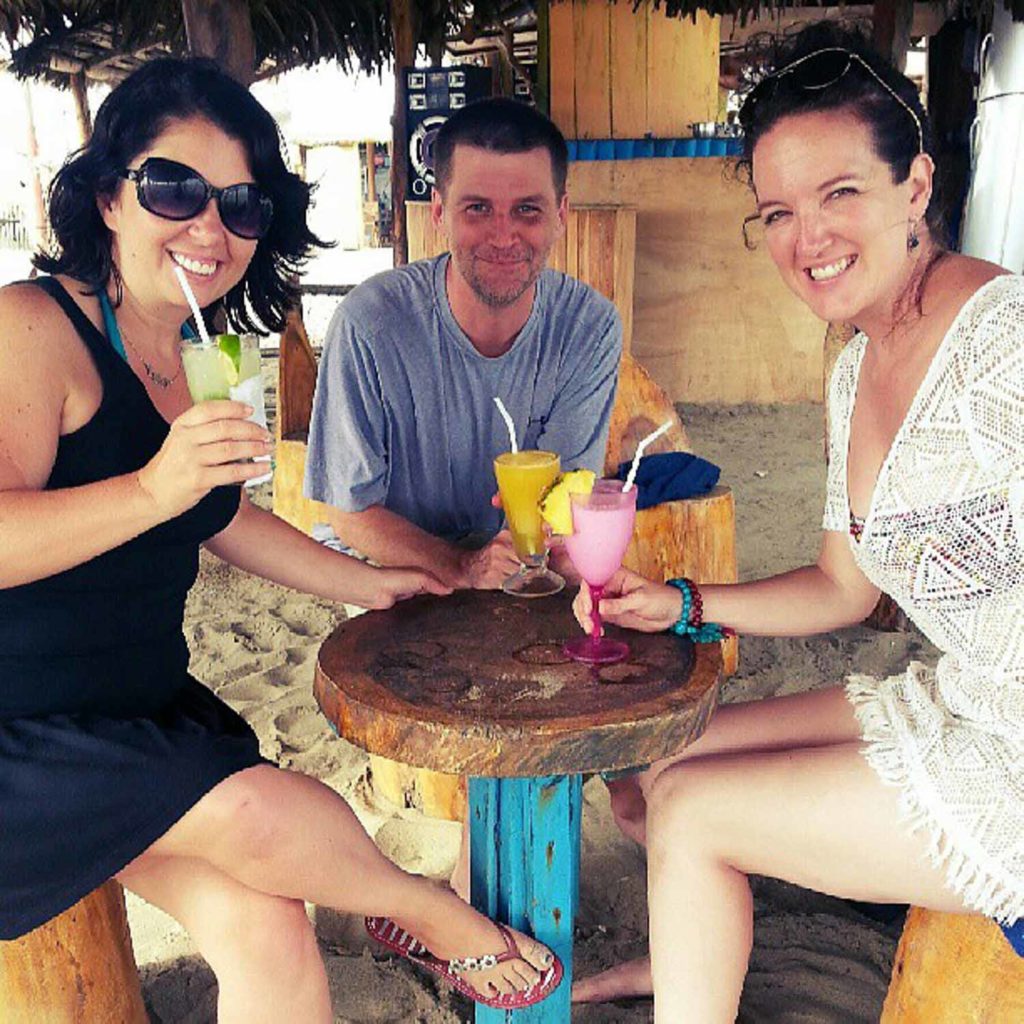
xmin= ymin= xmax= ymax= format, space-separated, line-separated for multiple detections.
xmin=365 ymin=915 xmax=563 ymax=1010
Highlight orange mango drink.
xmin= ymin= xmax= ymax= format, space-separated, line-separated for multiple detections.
xmin=493 ymin=451 xmax=560 ymax=559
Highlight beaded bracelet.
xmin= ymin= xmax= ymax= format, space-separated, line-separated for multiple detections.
xmin=666 ymin=577 xmax=734 ymax=643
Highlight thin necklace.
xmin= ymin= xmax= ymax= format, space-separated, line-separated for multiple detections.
xmin=119 ymin=320 xmax=183 ymax=389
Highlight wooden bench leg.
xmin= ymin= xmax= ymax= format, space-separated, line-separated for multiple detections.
xmin=0 ymin=879 xmax=147 ymax=1024
xmin=881 ymin=907 xmax=1024 ymax=1022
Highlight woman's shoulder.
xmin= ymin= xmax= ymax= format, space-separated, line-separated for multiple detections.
xmin=0 ymin=277 xmax=99 ymax=365
xmin=930 ymin=254 xmax=1019 ymax=326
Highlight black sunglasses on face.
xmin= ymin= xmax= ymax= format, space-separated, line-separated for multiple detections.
xmin=747 ymin=47 xmax=924 ymax=155
xmin=122 ymin=157 xmax=274 ymax=240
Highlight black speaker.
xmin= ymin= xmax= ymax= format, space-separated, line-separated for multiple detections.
xmin=404 ymin=66 xmax=492 ymax=200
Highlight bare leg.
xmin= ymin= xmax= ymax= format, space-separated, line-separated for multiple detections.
xmin=118 ymin=854 xmax=331 ymax=1024
xmin=575 ymin=686 xmax=862 ymax=1004
xmin=647 ymin=742 xmax=969 ymax=1023
xmin=450 ymin=820 xmax=471 ymax=901
xmin=612 ymin=686 xmax=861 ymax=846
xmin=142 ymin=765 xmax=553 ymax=1002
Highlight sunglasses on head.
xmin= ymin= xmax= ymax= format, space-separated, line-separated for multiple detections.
xmin=122 ymin=157 xmax=274 ymax=240
xmin=748 ymin=47 xmax=924 ymax=155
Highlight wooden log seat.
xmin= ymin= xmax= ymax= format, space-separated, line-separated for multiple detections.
xmin=881 ymin=907 xmax=1024 ymax=1022
xmin=276 ymin=204 xmax=738 ymax=821
xmin=823 ymin=320 xmax=911 ymax=633
xmin=0 ymin=879 xmax=147 ymax=1024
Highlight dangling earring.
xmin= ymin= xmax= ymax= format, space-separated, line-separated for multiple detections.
xmin=109 ymin=261 xmax=124 ymax=306
xmin=907 ymin=220 xmax=920 ymax=252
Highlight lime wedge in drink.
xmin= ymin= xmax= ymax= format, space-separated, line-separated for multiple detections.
xmin=215 ymin=334 xmax=242 ymax=387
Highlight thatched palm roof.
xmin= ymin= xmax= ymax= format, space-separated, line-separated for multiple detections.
xmin=0 ymin=0 xmax=506 ymax=85
xmin=4 ymin=0 xmax=1021 ymax=89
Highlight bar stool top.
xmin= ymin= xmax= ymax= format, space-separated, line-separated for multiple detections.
xmin=315 ymin=590 xmax=721 ymax=778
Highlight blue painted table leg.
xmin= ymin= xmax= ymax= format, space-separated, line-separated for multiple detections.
xmin=469 ymin=775 xmax=583 ymax=1022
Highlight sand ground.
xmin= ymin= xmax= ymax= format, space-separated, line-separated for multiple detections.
xmin=130 ymin=399 xmax=938 ymax=1023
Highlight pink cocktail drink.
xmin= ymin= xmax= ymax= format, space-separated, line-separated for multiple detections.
xmin=563 ymin=480 xmax=637 ymax=665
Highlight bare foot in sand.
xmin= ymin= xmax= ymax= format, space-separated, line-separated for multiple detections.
xmin=572 ymin=955 xmax=652 ymax=1004
xmin=392 ymin=885 xmax=556 ymax=1001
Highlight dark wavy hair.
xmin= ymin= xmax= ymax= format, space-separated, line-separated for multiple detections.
xmin=33 ymin=57 xmax=328 ymax=333
xmin=433 ymin=97 xmax=568 ymax=199
xmin=737 ymin=22 xmax=946 ymax=247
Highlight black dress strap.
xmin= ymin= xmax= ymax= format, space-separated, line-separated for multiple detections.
xmin=26 ymin=277 xmax=120 ymax=372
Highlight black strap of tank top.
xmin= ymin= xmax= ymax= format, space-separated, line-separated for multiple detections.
xmin=28 ymin=277 xmax=120 ymax=372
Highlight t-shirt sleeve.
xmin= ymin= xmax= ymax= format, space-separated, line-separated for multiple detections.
xmin=535 ymin=300 xmax=623 ymax=474
xmin=303 ymin=307 xmax=388 ymax=512
xmin=822 ymin=348 xmax=853 ymax=534
xmin=959 ymin=280 xmax=1024 ymax=482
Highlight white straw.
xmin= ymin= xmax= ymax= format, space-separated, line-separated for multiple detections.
xmin=493 ymin=396 xmax=518 ymax=453
xmin=173 ymin=266 xmax=211 ymax=346
xmin=622 ymin=418 xmax=673 ymax=492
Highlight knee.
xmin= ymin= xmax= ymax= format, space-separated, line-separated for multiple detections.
xmin=200 ymin=890 xmax=319 ymax=977
xmin=646 ymin=765 xmax=708 ymax=850
xmin=201 ymin=765 xmax=288 ymax=857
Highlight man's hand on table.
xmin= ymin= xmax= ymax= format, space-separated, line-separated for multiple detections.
xmin=456 ymin=530 xmax=521 ymax=589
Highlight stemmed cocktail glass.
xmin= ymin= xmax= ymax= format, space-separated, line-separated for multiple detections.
xmin=562 ymin=479 xmax=638 ymax=665
xmin=494 ymin=450 xmax=566 ymax=597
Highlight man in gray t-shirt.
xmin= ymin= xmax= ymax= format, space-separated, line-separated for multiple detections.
xmin=305 ymin=98 xmax=622 ymax=590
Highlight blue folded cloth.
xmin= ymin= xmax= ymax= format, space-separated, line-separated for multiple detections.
xmin=1001 ymin=918 xmax=1024 ymax=956
xmin=614 ymin=452 xmax=720 ymax=511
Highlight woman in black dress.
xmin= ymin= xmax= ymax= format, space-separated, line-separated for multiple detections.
xmin=0 ymin=59 xmax=559 ymax=1019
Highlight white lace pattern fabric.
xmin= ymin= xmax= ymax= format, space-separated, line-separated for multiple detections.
xmin=824 ymin=274 xmax=1024 ymax=922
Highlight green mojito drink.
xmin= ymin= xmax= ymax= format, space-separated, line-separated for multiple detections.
xmin=181 ymin=334 xmax=271 ymax=485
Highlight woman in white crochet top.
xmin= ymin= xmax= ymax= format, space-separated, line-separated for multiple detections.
xmin=571 ymin=21 xmax=1024 ymax=1020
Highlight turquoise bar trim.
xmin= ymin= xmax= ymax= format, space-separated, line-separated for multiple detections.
xmin=469 ymin=775 xmax=583 ymax=1022
xmin=567 ymin=136 xmax=743 ymax=161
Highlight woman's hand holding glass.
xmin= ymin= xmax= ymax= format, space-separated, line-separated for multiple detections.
xmin=136 ymin=400 xmax=272 ymax=518
xmin=572 ymin=567 xmax=684 ymax=635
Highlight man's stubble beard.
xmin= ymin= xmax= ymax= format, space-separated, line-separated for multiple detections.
xmin=454 ymin=247 xmax=548 ymax=309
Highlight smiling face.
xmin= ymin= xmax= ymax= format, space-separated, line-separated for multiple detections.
xmin=432 ymin=144 xmax=567 ymax=309
xmin=99 ymin=115 xmax=259 ymax=317
xmin=751 ymin=108 xmax=933 ymax=331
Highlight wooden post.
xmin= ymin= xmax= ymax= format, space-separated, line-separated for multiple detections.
xmin=872 ymin=0 xmax=914 ymax=72
xmin=390 ymin=0 xmax=416 ymax=267
xmin=470 ymin=776 xmax=581 ymax=1023
xmin=20 ymin=80 xmax=48 ymax=253
xmin=881 ymin=908 xmax=1024 ymax=1022
xmin=180 ymin=0 xmax=256 ymax=84
xmin=0 ymin=880 xmax=147 ymax=1024
xmin=69 ymin=70 xmax=92 ymax=143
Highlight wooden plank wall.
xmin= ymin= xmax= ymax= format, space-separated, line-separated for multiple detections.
xmin=550 ymin=0 xmax=719 ymax=139
xmin=568 ymin=160 xmax=824 ymax=404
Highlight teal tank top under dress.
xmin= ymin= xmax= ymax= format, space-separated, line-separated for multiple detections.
xmin=0 ymin=277 xmax=266 ymax=939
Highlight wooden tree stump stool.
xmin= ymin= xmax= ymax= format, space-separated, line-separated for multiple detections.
xmin=881 ymin=907 xmax=1024 ymax=1022
xmin=315 ymin=588 xmax=722 ymax=1021
xmin=0 ymin=879 xmax=147 ymax=1024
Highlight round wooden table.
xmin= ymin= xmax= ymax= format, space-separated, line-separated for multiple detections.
xmin=315 ymin=589 xmax=721 ymax=1021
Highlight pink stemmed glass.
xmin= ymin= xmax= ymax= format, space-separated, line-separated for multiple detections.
xmin=562 ymin=480 xmax=638 ymax=665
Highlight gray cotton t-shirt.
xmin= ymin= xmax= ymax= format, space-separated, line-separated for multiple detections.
xmin=304 ymin=254 xmax=622 ymax=543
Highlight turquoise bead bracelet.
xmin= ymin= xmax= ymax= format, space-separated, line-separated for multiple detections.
xmin=666 ymin=577 xmax=733 ymax=643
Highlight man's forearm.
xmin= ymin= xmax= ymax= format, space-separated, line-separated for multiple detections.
xmin=326 ymin=505 xmax=466 ymax=586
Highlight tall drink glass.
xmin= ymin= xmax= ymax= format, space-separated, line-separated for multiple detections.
xmin=563 ymin=479 xmax=638 ymax=664
xmin=180 ymin=334 xmax=271 ymax=486
xmin=493 ymin=450 xmax=565 ymax=597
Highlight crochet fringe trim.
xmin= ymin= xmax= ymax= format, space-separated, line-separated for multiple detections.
xmin=846 ymin=675 xmax=1024 ymax=925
